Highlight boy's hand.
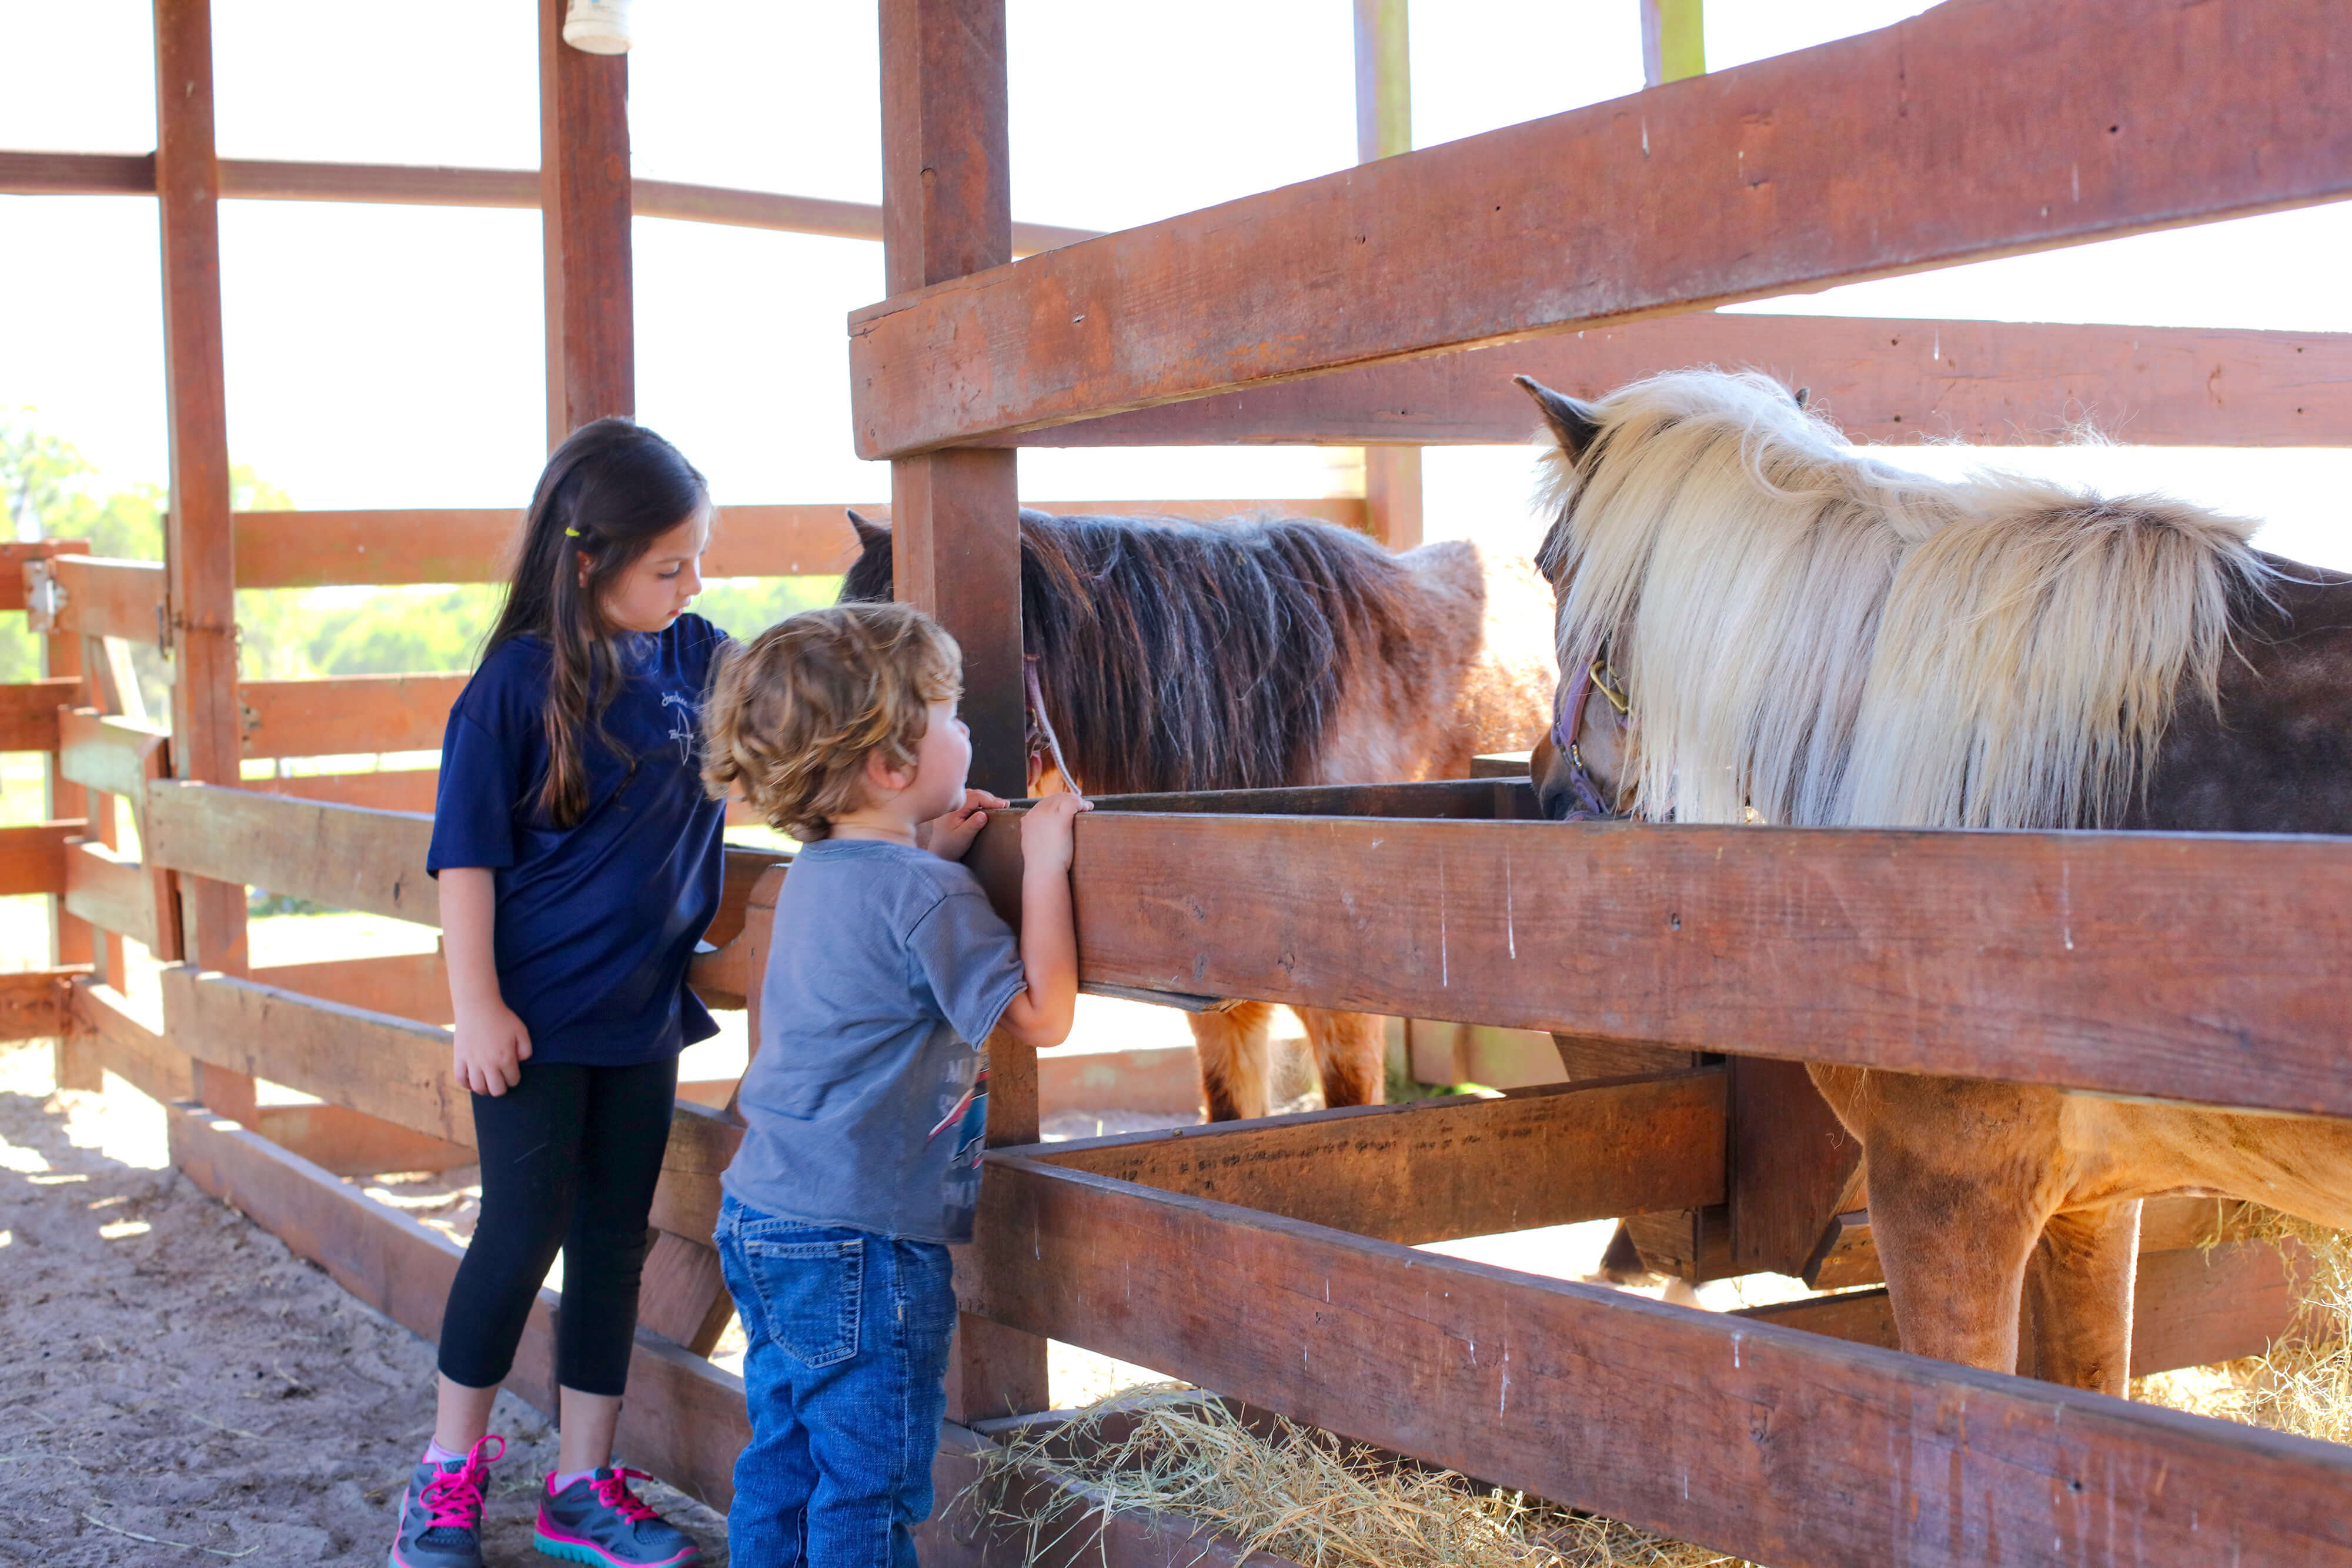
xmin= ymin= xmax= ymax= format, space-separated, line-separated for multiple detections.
xmin=1018 ymin=791 xmax=1093 ymax=874
xmin=452 ymin=999 xmax=533 ymax=1096
xmin=923 ymin=788 xmax=1007 ymax=861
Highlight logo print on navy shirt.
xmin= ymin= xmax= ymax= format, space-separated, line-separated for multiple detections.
xmin=660 ymin=690 xmax=696 ymax=763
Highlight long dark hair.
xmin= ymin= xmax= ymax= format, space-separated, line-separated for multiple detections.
xmin=486 ymin=417 xmax=708 ymax=826
xmin=841 ymin=509 xmax=1416 ymax=794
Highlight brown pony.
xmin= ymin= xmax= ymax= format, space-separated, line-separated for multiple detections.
xmin=1520 ymin=369 xmax=2352 ymax=1395
xmin=841 ymin=507 xmax=1556 ymax=1120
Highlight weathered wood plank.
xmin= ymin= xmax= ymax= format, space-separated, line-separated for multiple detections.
xmin=1086 ymin=778 xmax=1534 ymax=820
xmin=992 ymin=316 xmax=2352 ymax=450
xmin=162 ymin=967 xmax=472 ymax=1145
xmin=246 ymin=1102 xmax=475 ymax=1178
xmin=146 ymin=782 xmax=437 ymax=925
xmin=238 ymin=674 xmax=469 ymax=758
xmin=1727 ymin=1057 xmax=1859 ymax=1278
xmin=647 ymin=1098 xmax=743 ymax=1243
xmin=962 ymin=1157 xmax=2352 ymax=1568
xmin=68 ymin=978 xmax=193 ymax=1105
xmin=226 ymin=499 xmax=1362 ymax=588
xmin=0 ymin=820 xmax=81 ymax=898
xmin=636 ymin=1229 xmax=736 ymax=1356
xmin=1044 ymin=812 xmax=2352 ymax=1118
xmin=250 ymin=950 xmax=452 ymax=1025
xmin=849 ymin=0 xmax=2352 ymax=456
xmin=1037 ymin=1070 xmax=1724 ymax=1244
xmin=539 ymin=0 xmax=633 ymax=443
xmin=63 ymin=838 xmax=168 ymax=953
xmin=165 ymin=1101 xmax=747 ymax=1507
xmin=0 ymin=678 xmax=83 ymax=753
xmin=245 ymin=768 xmax=441 ymax=814
xmin=24 ymin=556 xmax=167 ymax=642
xmin=0 ymin=968 xmax=77 ymax=1042
xmin=57 ymin=708 xmax=169 ymax=807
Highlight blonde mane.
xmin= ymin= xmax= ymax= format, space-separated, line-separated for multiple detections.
xmin=1536 ymin=370 xmax=2270 ymax=830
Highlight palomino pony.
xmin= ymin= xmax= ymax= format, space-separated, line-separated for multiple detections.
xmin=1519 ymin=368 xmax=2352 ymax=1394
xmin=841 ymin=507 xmax=1556 ymax=1120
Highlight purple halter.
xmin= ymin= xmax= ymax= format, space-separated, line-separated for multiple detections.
xmin=1548 ymin=645 xmax=1631 ymax=821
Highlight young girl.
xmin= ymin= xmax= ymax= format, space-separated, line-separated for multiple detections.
xmin=391 ymin=419 xmax=719 ymax=1568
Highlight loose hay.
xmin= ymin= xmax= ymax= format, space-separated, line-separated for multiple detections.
xmin=2138 ymin=1219 xmax=2352 ymax=1445
xmin=965 ymin=1386 xmax=1753 ymax=1568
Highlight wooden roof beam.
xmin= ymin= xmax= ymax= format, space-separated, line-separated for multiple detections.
xmin=847 ymin=0 xmax=2352 ymax=457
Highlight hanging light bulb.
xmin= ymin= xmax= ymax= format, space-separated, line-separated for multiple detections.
xmin=562 ymin=0 xmax=632 ymax=54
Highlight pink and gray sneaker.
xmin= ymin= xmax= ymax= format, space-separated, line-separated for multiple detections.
xmin=387 ymin=1434 xmax=504 ymax=1568
xmin=533 ymin=1467 xmax=703 ymax=1567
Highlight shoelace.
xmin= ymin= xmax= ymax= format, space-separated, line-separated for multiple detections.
xmin=589 ymin=1468 xmax=662 ymax=1525
xmin=422 ymin=1434 xmax=505 ymax=1529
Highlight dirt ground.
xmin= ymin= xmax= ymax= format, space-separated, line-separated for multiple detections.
xmin=0 ymin=1042 xmax=729 ymax=1567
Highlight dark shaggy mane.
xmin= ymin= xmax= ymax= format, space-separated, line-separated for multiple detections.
xmin=840 ymin=509 xmax=1420 ymax=794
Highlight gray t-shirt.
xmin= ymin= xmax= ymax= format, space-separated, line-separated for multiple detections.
xmin=721 ymin=838 xmax=1027 ymax=1245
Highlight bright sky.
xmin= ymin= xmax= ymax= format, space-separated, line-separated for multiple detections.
xmin=4 ymin=1 xmax=2350 ymax=569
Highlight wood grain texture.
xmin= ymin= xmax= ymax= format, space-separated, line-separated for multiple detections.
xmin=961 ymin=1157 xmax=2352 ymax=1568
xmin=0 ymin=540 xmax=93 ymax=615
xmin=636 ymin=1229 xmax=736 ymax=1356
xmin=30 ymin=556 xmax=166 ymax=642
xmin=1037 ymin=1070 xmax=1725 ymax=1243
xmin=165 ymin=1101 xmax=749 ymax=1507
xmin=145 ymin=782 xmax=437 ymax=925
xmin=850 ymin=0 xmax=2352 ymax=456
xmin=0 ymin=678 xmax=83 ymax=753
xmin=245 ymin=1102 xmax=474 ymax=1178
xmin=69 ymin=978 xmax=193 ymax=1105
xmin=237 ymin=673 xmax=469 ymax=758
xmin=539 ymin=0 xmax=633 ymax=443
xmin=0 ymin=968 xmax=76 ymax=1042
xmin=249 ymin=951 xmax=452 ymax=1025
xmin=1040 ymin=811 xmax=2352 ymax=1118
xmin=162 ymin=967 xmax=472 ymax=1145
xmin=243 ymin=768 xmax=440 ymax=814
xmin=1727 ymin=1056 xmax=1860 ymax=1277
xmin=0 ymin=820 xmax=80 ymax=898
xmin=63 ymin=838 xmax=170 ymax=954
xmin=988 ymin=315 xmax=2352 ymax=449
xmin=57 ymin=708 xmax=169 ymax=811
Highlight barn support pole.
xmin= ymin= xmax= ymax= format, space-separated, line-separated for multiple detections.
xmin=539 ymin=0 xmax=634 ymax=447
xmin=153 ymin=0 xmax=253 ymax=1126
xmin=879 ymin=0 xmax=1045 ymax=1423
xmin=1352 ymin=0 xmax=1422 ymax=551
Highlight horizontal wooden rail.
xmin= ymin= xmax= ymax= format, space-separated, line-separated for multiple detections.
xmin=24 ymin=555 xmax=165 ymax=641
xmin=849 ymin=0 xmax=2352 ymax=456
xmin=166 ymin=1101 xmax=746 ymax=1507
xmin=250 ymin=951 xmax=452 ymax=1025
xmin=1038 ymin=1070 xmax=1724 ymax=1243
xmin=58 ymin=708 xmax=169 ymax=808
xmin=0 ymin=149 xmax=1097 ymax=258
xmin=243 ymin=769 xmax=440 ymax=814
xmin=147 ymin=783 xmax=437 ymax=924
xmin=228 ymin=497 xmax=1365 ymax=589
xmin=239 ymin=674 xmax=469 ymax=758
xmin=0 ymin=819 xmax=82 ymax=898
xmin=996 ymin=315 xmax=2352 ymax=449
xmin=64 ymin=838 xmax=171 ymax=955
xmin=1020 ymin=809 xmax=2352 ymax=1118
xmin=0 ymin=677 xmax=83 ymax=753
xmin=68 ymin=977 xmax=191 ymax=1104
xmin=962 ymin=1157 xmax=2352 ymax=1568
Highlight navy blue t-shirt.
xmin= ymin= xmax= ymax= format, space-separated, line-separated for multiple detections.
xmin=426 ymin=613 xmax=728 ymax=1065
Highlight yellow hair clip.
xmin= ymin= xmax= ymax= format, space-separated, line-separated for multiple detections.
xmin=565 ymin=527 xmax=583 ymax=538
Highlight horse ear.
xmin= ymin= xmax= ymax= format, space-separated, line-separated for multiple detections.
xmin=1793 ymin=386 xmax=1810 ymax=410
xmin=1515 ymin=375 xmax=1602 ymax=460
xmin=847 ymin=509 xmax=890 ymax=550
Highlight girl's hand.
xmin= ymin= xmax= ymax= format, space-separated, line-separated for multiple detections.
xmin=452 ymin=1000 xmax=533 ymax=1096
xmin=923 ymin=788 xmax=1007 ymax=861
xmin=1018 ymin=791 xmax=1093 ymax=875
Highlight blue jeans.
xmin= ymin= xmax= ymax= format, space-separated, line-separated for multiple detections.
xmin=714 ymin=1195 xmax=958 ymax=1568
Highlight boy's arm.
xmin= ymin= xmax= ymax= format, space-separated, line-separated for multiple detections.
xmin=995 ymin=794 xmax=1091 ymax=1050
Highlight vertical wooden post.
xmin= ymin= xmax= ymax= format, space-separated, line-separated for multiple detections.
xmin=1640 ymin=0 xmax=1706 ymax=87
xmin=155 ymin=0 xmax=252 ymax=1125
xmin=881 ymin=0 xmax=1043 ymax=1423
xmin=539 ymin=0 xmax=634 ymax=449
xmin=1352 ymin=0 xmax=1422 ymax=551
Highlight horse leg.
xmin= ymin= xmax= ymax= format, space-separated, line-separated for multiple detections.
xmin=1298 ymin=1007 xmax=1387 ymax=1109
xmin=1190 ymin=1001 xmax=1276 ymax=1122
xmin=1865 ymin=1136 xmax=2052 ymax=1375
xmin=2020 ymin=1201 xmax=2142 ymax=1395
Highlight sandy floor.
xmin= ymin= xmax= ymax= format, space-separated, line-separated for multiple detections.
xmin=0 ymin=1044 xmax=730 ymax=1568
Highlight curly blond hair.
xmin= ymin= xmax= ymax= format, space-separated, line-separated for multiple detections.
xmin=703 ymin=603 xmax=963 ymax=840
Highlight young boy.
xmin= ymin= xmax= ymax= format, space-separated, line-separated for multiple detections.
xmin=700 ymin=603 xmax=1089 ymax=1567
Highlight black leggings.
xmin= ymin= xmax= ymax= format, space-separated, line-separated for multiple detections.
xmin=437 ymin=1057 xmax=678 ymax=1398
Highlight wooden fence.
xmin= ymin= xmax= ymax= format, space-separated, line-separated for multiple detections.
xmin=8 ymin=1 xmax=2352 ymax=1564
